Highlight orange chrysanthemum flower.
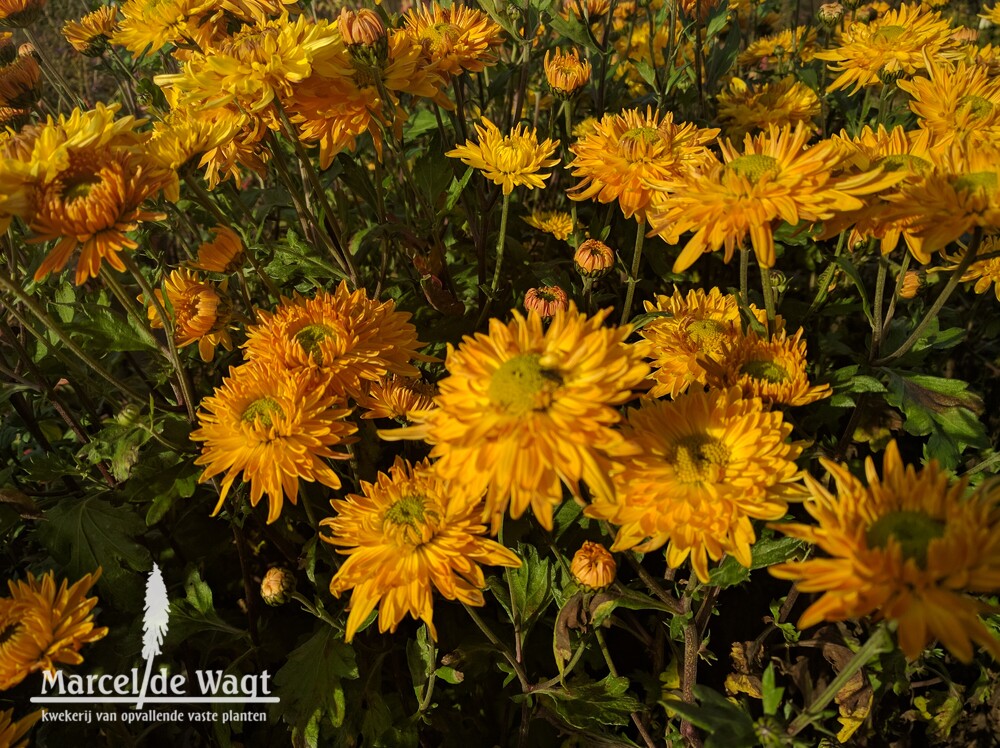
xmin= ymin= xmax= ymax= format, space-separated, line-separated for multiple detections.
xmin=446 ymin=118 xmax=559 ymax=195
xmin=0 ymin=569 xmax=108 ymax=690
xmin=544 ymin=48 xmax=591 ymax=96
xmin=586 ymin=387 xmax=806 ymax=582
xmin=189 ymin=225 xmax=245 ymax=273
xmin=322 ymin=457 xmax=521 ymax=641
xmin=403 ymin=3 xmax=504 ymax=79
xmin=191 ymin=362 xmax=357 ymax=524
xmin=523 ymin=210 xmax=573 ymax=240
xmin=717 ymin=76 xmax=821 ymax=140
xmin=898 ymin=60 xmax=1000 ymax=147
xmin=0 ymin=45 xmax=40 ymax=108
xmin=144 ymin=268 xmax=234 ymax=362
xmin=568 ymin=108 xmax=719 ymax=222
xmin=382 ymin=305 xmax=649 ymax=532
xmin=242 ymin=283 xmax=428 ymax=400
xmin=359 ymin=375 xmax=437 ymax=422
xmin=0 ymin=0 xmax=45 ymax=28
xmin=62 ymin=6 xmax=119 ymax=56
xmin=771 ymin=442 xmax=1000 ymax=663
xmin=953 ymin=236 xmax=1000 ymax=302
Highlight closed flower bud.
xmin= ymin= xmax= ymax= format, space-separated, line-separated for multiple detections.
xmin=544 ymin=48 xmax=591 ymax=97
xmin=261 ymin=567 xmax=296 ymax=606
xmin=574 ymin=238 xmax=615 ymax=278
xmin=339 ymin=8 xmax=388 ymax=66
xmin=817 ymin=2 xmax=844 ymax=26
xmin=571 ymin=542 xmax=616 ymax=591
xmin=899 ymin=269 xmax=925 ymax=299
xmin=524 ymin=285 xmax=569 ymax=318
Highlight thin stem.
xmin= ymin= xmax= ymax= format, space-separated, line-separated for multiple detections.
xmin=760 ymin=262 xmax=777 ymax=334
xmin=625 ymin=552 xmax=683 ymax=615
xmin=462 ymin=603 xmax=530 ymax=691
xmin=739 ymin=246 xmax=750 ymax=311
xmin=873 ymin=227 xmax=982 ymax=366
xmin=787 ymin=624 xmax=892 ymax=736
xmin=595 ymin=629 xmax=657 ymax=748
xmin=620 ymin=219 xmax=646 ymax=325
xmin=882 ymin=252 xmax=911 ymax=332
xmin=870 ymin=255 xmax=888 ymax=361
xmin=476 ymin=191 xmax=512 ymax=327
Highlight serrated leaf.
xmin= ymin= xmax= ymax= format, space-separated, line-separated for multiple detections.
xmin=536 ymin=675 xmax=642 ymax=731
xmin=272 ymin=626 xmax=359 ymax=731
xmin=38 ymin=497 xmax=151 ymax=609
xmin=507 ymin=543 xmax=555 ymax=633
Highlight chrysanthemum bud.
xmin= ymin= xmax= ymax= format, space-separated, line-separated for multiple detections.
xmin=524 ymin=286 xmax=569 ymax=318
xmin=574 ymin=238 xmax=615 ymax=278
xmin=817 ymin=2 xmax=844 ymax=26
xmin=877 ymin=58 xmax=905 ymax=86
xmin=842 ymin=0 xmax=862 ymax=10
xmin=339 ymin=8 xmax=388 ymax=67
xmin=261 ymin=567 xmax=296 ymax=606
xmin=570 ymin=542 xmax=616 ymax=591
xmin=544 ymin=48 xmax=591 ymax=97
xmin=899 ymin=270 xmax=925 ymax=299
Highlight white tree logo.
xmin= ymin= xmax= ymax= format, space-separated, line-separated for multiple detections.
xmin=136 ymin=563 xmax=170 ymax=710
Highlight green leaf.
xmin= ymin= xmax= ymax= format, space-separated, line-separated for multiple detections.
xmin=38 ymin=496 xmax=151 ymax=609
xmin=272 ymin=626 xmax=359 ymax=732
xmin=761 ymin=664 xmax=783 ymax=716
xmin=441 ymin=167 xmax=474 ymax=216
xmin=536 ymin=675 xmax=642 ymax=731
xmin=65 ymin=304 xmax=158 ymax=353
xmin=662 ymin=686 xmax=756 ymax=746
xmin=834 ymin=256 xmax=873 ymax=326
xmin=406 ymin=625 xmax=435 ymax=698
xmin=164 ymin=568 xmax=247 ymax=646
xmin=506 ymin=543 xmax=555 ymax=634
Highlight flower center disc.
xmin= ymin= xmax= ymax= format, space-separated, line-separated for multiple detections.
xmin=671 ymin=434 xmax=729 ymax=484
xmin=872 ymin=25 xmax=906 ymax=43
xmin=685 ymin=319 xmax=728 ymax=352
xmin=421 ymin=22 xmax=460 ymax=54
xmin=878 ymin=153 xmax=930 ymax=174
xmin=957 ymin=95 xmax=994 ymax=120
xmin=62 ymin=173 xmax=102 ymax=201
xmin=489 ymin=353 xmax=562 ymax=416
xmin=617 ymin=126 xmax=659 ymax=162
xmin=740 ymin=358 xmax=790 ymax=383
xmin=294 ymin=322 xmax=342 ymax=362
xmin=242 ymin=396 xmax=283 ymax=427
xmin=726 ymin=154 xmax=780 ymax=184
xmin=866 ymin=510 xmax=944 ymax=567
xmin=954 ymin=171 xmax=998 ymax=197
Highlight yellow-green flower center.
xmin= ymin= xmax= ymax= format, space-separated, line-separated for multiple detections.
xmin=685 ymin=319 xmax=729 ymax=352
xmin=420 ymin=22 xmax=460 ymax=54
xmin=740 ymin=358 xmax=790 ymax=383
xmin=385 ymin=494 xmax=426 ymax=527
xmin=866 ymin=510 xmax=944 ymax=567
xmin=671 ymin=434 xmax=730 ymax=484
xmin=957 ymin=95 xmax=994 ymax=120
xmin=726 ymin=154 xmax=780 ymax=184
xmin=954 ymin=170 xmax=998 ymax=197
xmin=878 ymin=153 xmax=931 ymax=174
xmin=242 ymin=396 xmax=283 ymax=427
xmin=295 ymin=323 xmax=338 ymax=361
xmin=62 ymin=174 xmax=102 ymax=201
xmin=872 ymin=25 xmax=906 ymax=43
xmin=489 ymin=353 xmax=563 ymax=415
xmin=618 ymin=126 xmax=661 ymax=161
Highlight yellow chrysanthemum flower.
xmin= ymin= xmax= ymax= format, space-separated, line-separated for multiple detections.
xmin=0 ymin=708 xmax=43 ymax=748
xmin=771 ymin=441 xmax=1000 ymax=663
xmin=980 ymin=3 xmax=1000 ymax=24
xmin=191 ymin=362 xmax=357 ymax=524
xmin=641 ymin=287 xmax=745 ymax=399
xmin=403 ymin=3 xmax=504 ymax=79
xmin=146 ymin=108 xmax=246 ymax=198
xmin=62 ymin=6 xmax=119 ymax=56
xmin=949 ymin=236 xmax=1000 ymax=301
xmin=649 ymin=124 xmax=901 ymax=272
xmin=189 ymin=224 xmax=245 ymax=273
xmin=737 ymin=28 xmax=817 ymax=70
xmin=144 ymin=268 xmax=234 ymax=362
xmin=0 ymin=0 xmax=45 ymax=28
xmin=0 ymin=569 xmax=108 ymax=690
xmin=717 ymin=76 xmax=821 ymax=141
xmin=816 ymin=3 xmax=962 ymax=93
xmin=113 ymin=0 xmax=220 ymax=55
xmin=445 ymin=118 xmax=559 ymax=195
xmin=322 ymin=457 xmax=521 ymax=641
xmin=819 ymin=125 xmax=936 ymax=259
xmin=243 ymin=282 xmax=427 ymax=400
xmin=707 ymin=328 xmax=831 ymax=407
xmin=568 ymin=108 xmax=720 ymax=222
xmin=884 ymin=143 xmax=1000 ymax=260
xmin=586 ymin=387 xmax=806 ymax=583
xmin=898 ymin=61 xmax=1000 ymax=146
xmin=382 ymin=305 xmax=649 ymax=532
xmin=523 ymin=210 xmax=573 ymax=240
xmin=359 ymin=375 xmax=438 ymax=421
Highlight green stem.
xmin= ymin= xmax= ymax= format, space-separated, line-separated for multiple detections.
xmin=882 ymin=252 xmax=911 ymax=332
xmin=620 ymin=219 xmax=646 ymax=325
xmin=760 ymin=261 xmax=777 ymax=335
xmin=462 ymin=603 xmax=529 ymax=691
xmin=101 ymin=268 xmax=169 ymax=357
xmin=870 ymin=255 xmax=888 ymax=362
xmin=739 ymin=246 xmax=750 ymax=311
xmin=0 ymin=265 xmax=146 ymax=404
xmin=873 ymin=228 xmax=982 ymax=366
xmin=787 ymin=625 xmax=893 ymax=736
xmin=491 ymin=192 xmax=512 ymax=295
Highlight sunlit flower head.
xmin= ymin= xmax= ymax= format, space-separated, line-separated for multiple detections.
xmin=189 ymin=225 xmax=245 ymax=273
xmin=404 ymin=3 xmax=504 ymax=79
xmin=568 ymin=107 xmax=719 ymax=222
xmin=717 ymin=76 xmax=821 ymax=140
xmin=113 ymin=0 xmax=221 ymax=55
xmin=338 ymin=7 xmax=385 ymax=49
xmin=737 ymin=28 xmax=818 ymax=70
xmin=650 ymin=124 xmax=901 ymax=272
xmin=640 ymin=287 xmax=745 ymax=399
xmin=191 ymin=362 xmax=357 ymax=524
xmin=0 ymin=0 xmax=46 ymax=28
xmin=574 ymin=238 xmax=615 ymax=277
xmin=0 ymin=707 xmax=43 ymax=748
xmin=523 ymin=286 xmax=569 ymax=319
xmin=949 ymin=236 xmax=1000 ymax=302
xmin=146 ymin=109 xmax=246 ymax=198
xmin=360 ymin=375 xmax=438 ymax=422
xmin=771 ymin=441 xmax=1000 ymax=662
xmin=898 ymin=60 xmax=1000 ymax=147
xmin=144 ymin=268 xmax=234 ymax=362
xmin=544 ymin=48 xmax=591 ymax=96
xmin=587 ymin=387 xmax=806 ymax=583
xmin=523 ymin=210 xmax=573 ymax=240
xmin=816 ymin=3 xmax=962 ymax=93
xmin=980 ymin=3 xmax=1000 ymax=24
xmin=446 ymin=117 xmax=559 ymax=195
xmin=706 ymin=327 xmax=831 ymax=407
xmin=62 ymin=6 xmax=119 ymax=56
xmin=322 ymin=457 xmax=521 ymax=641
xmin=381 ymin=305 xmax=649 ymax=533
xmin=0 ymin=569 xmax=108 ymax=690
xmin=243 ymin=282 xmax=427 ymax=400
xmin=570 ymin=542 xmax=616 ymax=590
xmin=0 ymin=45 xmax=40 ymax=108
